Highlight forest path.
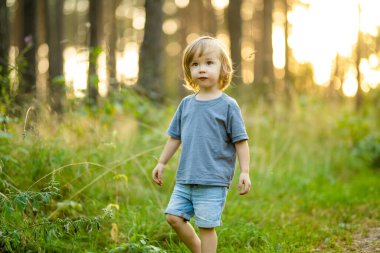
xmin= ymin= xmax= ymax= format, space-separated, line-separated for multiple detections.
xmin=347 ymin=227 xmax=380 ymax=252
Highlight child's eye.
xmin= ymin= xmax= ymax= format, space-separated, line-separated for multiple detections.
xmin=207 ymin=61 xmax=214 ymax=65
xmin=191 ymin=62 xmax=198 ymax=67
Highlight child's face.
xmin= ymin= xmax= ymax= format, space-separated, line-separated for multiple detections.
xmin=189 ymin=49 xmax=222 ymax=91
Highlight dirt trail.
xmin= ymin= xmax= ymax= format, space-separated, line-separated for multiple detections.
xmin=349 ymin=227 xmax=380 ymax=253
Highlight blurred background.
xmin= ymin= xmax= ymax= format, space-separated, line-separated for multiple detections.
xmin=1 ymin=0 xmax=380 ymax=111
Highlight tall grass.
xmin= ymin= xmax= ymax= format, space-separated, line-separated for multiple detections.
xmin=0 ymin=92 xmax=379 ymax=252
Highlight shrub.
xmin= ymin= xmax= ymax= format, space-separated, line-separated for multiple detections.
xmin=353 ymin=133 xmax=380 ymax=169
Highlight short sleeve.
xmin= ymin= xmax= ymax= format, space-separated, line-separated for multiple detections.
xmin=166 ymin=100 xmax=184 ymax=140
xmin=227 ymin=102 xmax=249 ymax=143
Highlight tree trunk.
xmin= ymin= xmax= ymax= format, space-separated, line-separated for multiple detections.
xmin=253 ymin=0 xmax=264 ymax=83
xmin=20 ymin=0 xmax=36 ymax=96
xmin=329 ymin=54 xmax=340 ymax=99
xmin=177 ymin=5 xmax=190 ymax=98
xmin=105 ymin=0 xmax=120 ymax=92
xmin=283 ymin=0 xmax=292 ymax=102
xmin=203 ymin=0 xmax=217 ymax=35
xmin=137 ymin=0 xmax=164 ymax=101
xmin=47 ymin=0 xmax=64 ymax=114
xmin=8 ymin=0 xmax=23 ymax=102
xmin=254 ymin=0 xmax=275 ymax=102
xmin=10 ymin=0 xmax=23 ymax=49
xmin=263 ymin=0 xmax=275 ymax=94
xmin=0 ymin=0 xmax=9 ymax=76
xmin=36 ymin=0 xmax=48 ymax=103
xmin=182 ymin=0 xmax=202 ymax=35
xmin=13 ymin=0 xmax=36 ymax=109
xmin=227 ymin=0 xmax=242 ymax=85
xmin=355 ymin=4 xmax=363 ymax=110
xmin=87 ymin=0 xmax=101 ymax=105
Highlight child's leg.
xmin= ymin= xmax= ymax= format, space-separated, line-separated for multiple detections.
xmin=166 ymin=214 xmax=201 ymax=253
xmin=199 ymin=227 xmax=217 ymax=253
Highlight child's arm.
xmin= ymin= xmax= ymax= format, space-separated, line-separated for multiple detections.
xmin=235 ymin=140 xmax=251 ymax=195
xmin=152 ymin=137 xmax=181 ymax=186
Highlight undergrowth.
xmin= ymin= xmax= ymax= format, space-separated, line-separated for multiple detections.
xmin=0 ymin=90 xmax=379 ymax=252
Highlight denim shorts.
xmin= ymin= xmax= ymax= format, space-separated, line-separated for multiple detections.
xmin=165 ymin=184 xmax=228 ymax=228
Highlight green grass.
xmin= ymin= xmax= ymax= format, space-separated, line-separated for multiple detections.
xmin=0 ymin=94 xmax=379 ymax=252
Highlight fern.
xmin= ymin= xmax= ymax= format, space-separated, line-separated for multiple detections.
xmin=0 ymin=177 xmax=113 ymax=252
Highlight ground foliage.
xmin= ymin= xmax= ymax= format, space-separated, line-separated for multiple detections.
xmin=0 ymin=88 xmax=379 ymax=252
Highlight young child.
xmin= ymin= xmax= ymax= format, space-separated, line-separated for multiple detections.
xmin=152 ymin=36 xmax=251 ymax=253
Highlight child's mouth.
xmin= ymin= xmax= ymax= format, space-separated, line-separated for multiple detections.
xmin=198 ymin=77 xmax=208 ymax=81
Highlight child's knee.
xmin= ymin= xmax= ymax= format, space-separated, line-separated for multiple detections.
xmin=166 ymin=214 xmax=185 ymax=228
xmin=199 ymin=227 xmax=215 ymax=232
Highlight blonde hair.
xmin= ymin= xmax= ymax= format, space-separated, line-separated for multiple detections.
xmin=182 ymin=36 xmax=233 ymax=92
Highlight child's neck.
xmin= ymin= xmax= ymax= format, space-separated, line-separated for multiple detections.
xmin=196 ymin=88 xmax=223 ymax=101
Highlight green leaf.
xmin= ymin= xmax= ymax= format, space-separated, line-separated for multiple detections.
xmin=14 ymin=193 xmax=28 ymax=212
xmin=52 ymin=75 xmax=66 ymax=86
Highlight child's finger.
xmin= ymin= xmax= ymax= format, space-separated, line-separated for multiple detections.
xmin=152 ymin=175 xmax=159 ymax=184
xmin=153 ymin=177 xmax=162 ymax=186
xmin=239 ymin=186 xmax=248 ymax=195
xmin=152 ymin=169 xmax=157 ymax=180
xmin=240 ymin=187 xmax=249 ymax=195
xmin=238 ymin=180 xmax=243 ymax=190
xmin=153 ymin=170 xmax=163 ymax=186
xmin=239 ymin=183 xmax=245 ymax=194
xmin=152 ymin=170 xmax=160 ymax=185
xmin=157 ymin=173 xmax=162 ymax=185
xmin=239 ymin=180 xmax=250 ymax=195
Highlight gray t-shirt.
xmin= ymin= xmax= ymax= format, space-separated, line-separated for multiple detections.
xmin=167 ymin=93 xmax=249 ymax=187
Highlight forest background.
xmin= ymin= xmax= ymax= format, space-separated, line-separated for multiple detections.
xmin=0 ymin=0 xmax=379 ymax=252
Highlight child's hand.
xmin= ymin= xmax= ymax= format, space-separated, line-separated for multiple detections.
xmin=238 ymin=172 xmax=251 ymax=195
xmin=152 ymin=163 xmax=165 ymax=186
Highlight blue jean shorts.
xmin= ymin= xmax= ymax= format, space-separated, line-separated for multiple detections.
xmin=165 ymin=184 xmax=228 ymax=228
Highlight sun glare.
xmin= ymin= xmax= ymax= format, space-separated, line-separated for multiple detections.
xmin=342 ymin=69 xmax=358 ymax=97
xmin=216 ymin=33 xmax=230 ymax=50
xmin=241 ymin=40 xmax=254 ymax=84
xmin=272 ymin=24 xmax=285 ymax=69
xmin=63 ymin=47 xmax=88 ymax=98
xmin=163 ymin=2 xmax=177 ymax=15
xmin=175 ymin=0 xmax=189 ymax=9
xmin=60 ymin=0 xmax=380 ymax=98
xmin=132 ymin=9 xmax=145 ymax=30
xmin=360 ymin=0 xmax=380 ymax=36
xmin=360 ymin=58 xmax=380 ymax=89
xmin=8 ymin=46 xmax=19 ymax=94
xmin=97 ymin=50 xmax=108 ymax=97
xmin=186 ymin=33 xmax=200 ymax=44
xmin=166 ymin=42 xmax=181 ymax=57
xmin=116 ymin=42 xmax=139 ymax=85
xmin=286 ymin=0 xmax=380 ymax=93
xmin=37 ymin=44 xmax=49 ymax=74
xmin=162 ymin=19 xmax=178 ymax=35
xmin=211 ymin=0 xmax=229 ymax=10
